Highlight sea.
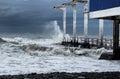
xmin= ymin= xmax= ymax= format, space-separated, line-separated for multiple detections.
xmin=0 ymin=21 xmax=120 ymax=75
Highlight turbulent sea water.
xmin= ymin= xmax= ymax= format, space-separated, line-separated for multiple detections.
xmin=0 ymin=21 xmax=120 ymax=75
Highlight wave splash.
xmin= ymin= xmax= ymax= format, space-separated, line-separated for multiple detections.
xmin=44 ymin=20 xmax=63 ymax=42
xmin=0 ymin=36 xmax=107 ymax=59
xmin=20 ymin=44 xmax=105 ymax=57
xmin=0 ymin=21 xmax=118 ymax=75
xmin=0 ymin=20 xmax=109 ymax=58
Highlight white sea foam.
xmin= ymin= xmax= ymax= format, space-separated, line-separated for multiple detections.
xmin=0 ymin=37 xmax=119 ymax=75
xmin=0 ymin=21 xmax=119 ymax=75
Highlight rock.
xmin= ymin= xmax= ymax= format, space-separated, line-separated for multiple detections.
xmin=99 ymin=52 xmax=113 ymax=60
xmin=0 ymin=72 xmax=120 ymax=79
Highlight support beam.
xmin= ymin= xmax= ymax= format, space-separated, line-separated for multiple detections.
xmin=62 ymin=8 xmax=67 ymax=41
xmin=84 ymin=2 xmax=88 ymax=42
xmin=73 ymin=0 xmax=90 ymax=47
xmin=73 ymin=0 xmax=89 ymax=42
xmin=62 ymin=2 xmax=77 ymax=42
xmin=113 ymin=17 xmax=120 ymax=59
xmin=113 ymin=19 xmax=119 ymax=50
xmin=99 ymin=19 xmax=104 ymax=47
xmin=73 ymin=4 xmax=77 ymax=42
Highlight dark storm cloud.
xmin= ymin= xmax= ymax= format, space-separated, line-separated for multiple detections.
xmin=0 ymin=0 xmax=70 ymax=33
xmin=0 ymin=0 xmax=87 ymax=34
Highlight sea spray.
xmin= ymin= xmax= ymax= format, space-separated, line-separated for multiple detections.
xmin=44 ymin=20 xmax=63 ymax=41
xmin=0 ymin=20 xmax=118 ymax=75
xmin=0 ymin=35 xmax=119 ymax=75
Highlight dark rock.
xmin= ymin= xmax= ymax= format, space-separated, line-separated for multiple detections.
xmin=99 ymin=52 xmax=113 ymax=60
xmin=100 ymin=50 xmax=120 ymax=60
xmin=0 ymin=72 xmax=120 ymax=79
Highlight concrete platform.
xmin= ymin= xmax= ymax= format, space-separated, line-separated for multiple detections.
xmin=99 ymin=52 xmax=113 ymax=60
xmin=99 ymin=49 xmax=120 ymax=60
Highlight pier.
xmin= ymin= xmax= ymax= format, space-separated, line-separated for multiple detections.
xmin=54 ymin=0 xmax=106 ymax=48
xmin=54 ymin=0 xmax=120 ymax=59
xmin=61 ymin=36 xmax=115 ymax=49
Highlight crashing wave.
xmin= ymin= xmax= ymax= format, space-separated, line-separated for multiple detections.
xmin=20 ymin=44 xmax=53 ymax=52
xmin=18 ymin=43 xmax=106 ymax=58
xmin=0 ymin=38 xmax=6 ymax=43
xmin=0 ymin=20 xmax=107 ymax=58
xmin=74 ymin=48 xmax=107 ymax=58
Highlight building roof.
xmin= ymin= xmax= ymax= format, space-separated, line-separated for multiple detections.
xmin=89 ymin=0 xmax=120 ymax=20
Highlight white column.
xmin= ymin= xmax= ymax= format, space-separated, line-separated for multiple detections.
xmin=73 ymin=4 xmax=77 ymax=41
xmin=62 ymin=8 xmax=67 ymax=41
xmin=99 ymin=19 xmax=104 ymax=46
xmin=84 ymin=3 xmax=88 ymax=42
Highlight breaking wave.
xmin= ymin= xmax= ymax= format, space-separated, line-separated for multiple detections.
xmin=43 ymin=20 xmax=63 ymax=42
xmin=0 ymin=20 xmax=118 ymax=75
xmin=0 ymin=36 xmax=107 ymax=59
xmin=0 ymin=39 xmax=106 ymax=58
xmin=0 ymin=20 xmax=109 ymax=58
xmin=0 ymin=38 xmax=6 ymax=43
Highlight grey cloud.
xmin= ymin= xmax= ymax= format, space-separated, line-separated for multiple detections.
xmin=0 ymin=0 xmax=83 ymax=34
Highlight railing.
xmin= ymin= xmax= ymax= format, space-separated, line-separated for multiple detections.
xmin=63 ymin=36 xmax=118 ymax=49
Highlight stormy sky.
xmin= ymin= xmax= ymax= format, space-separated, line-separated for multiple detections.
xmin=0 ymin=0 xmax=113 ymax=37
xmin=0 ymin=0 xmax=64 ymax=33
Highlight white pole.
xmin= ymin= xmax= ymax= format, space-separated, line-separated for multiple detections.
xmin=62 ymin=8 xmax=67 ymax=41
xmin=73 ymin=4 xmax=77 ymax=41
xmin=84 ymin=2 xmax=88 ymax=42
xmin=99 ymin=19 xmax=104 ymax=46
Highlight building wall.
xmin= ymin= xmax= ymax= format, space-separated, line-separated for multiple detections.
xmin=90 ymin=0 xmax=120 ymax=12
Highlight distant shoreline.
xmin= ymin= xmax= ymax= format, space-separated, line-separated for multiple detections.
xmin=0 ymin=72 xmax=120 ymax=79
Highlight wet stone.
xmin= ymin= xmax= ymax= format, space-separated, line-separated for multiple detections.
xmin=0 ymin=72 xmax=120 ymax=79
xmin=99 ymin=52 xmax=113 ymax=60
